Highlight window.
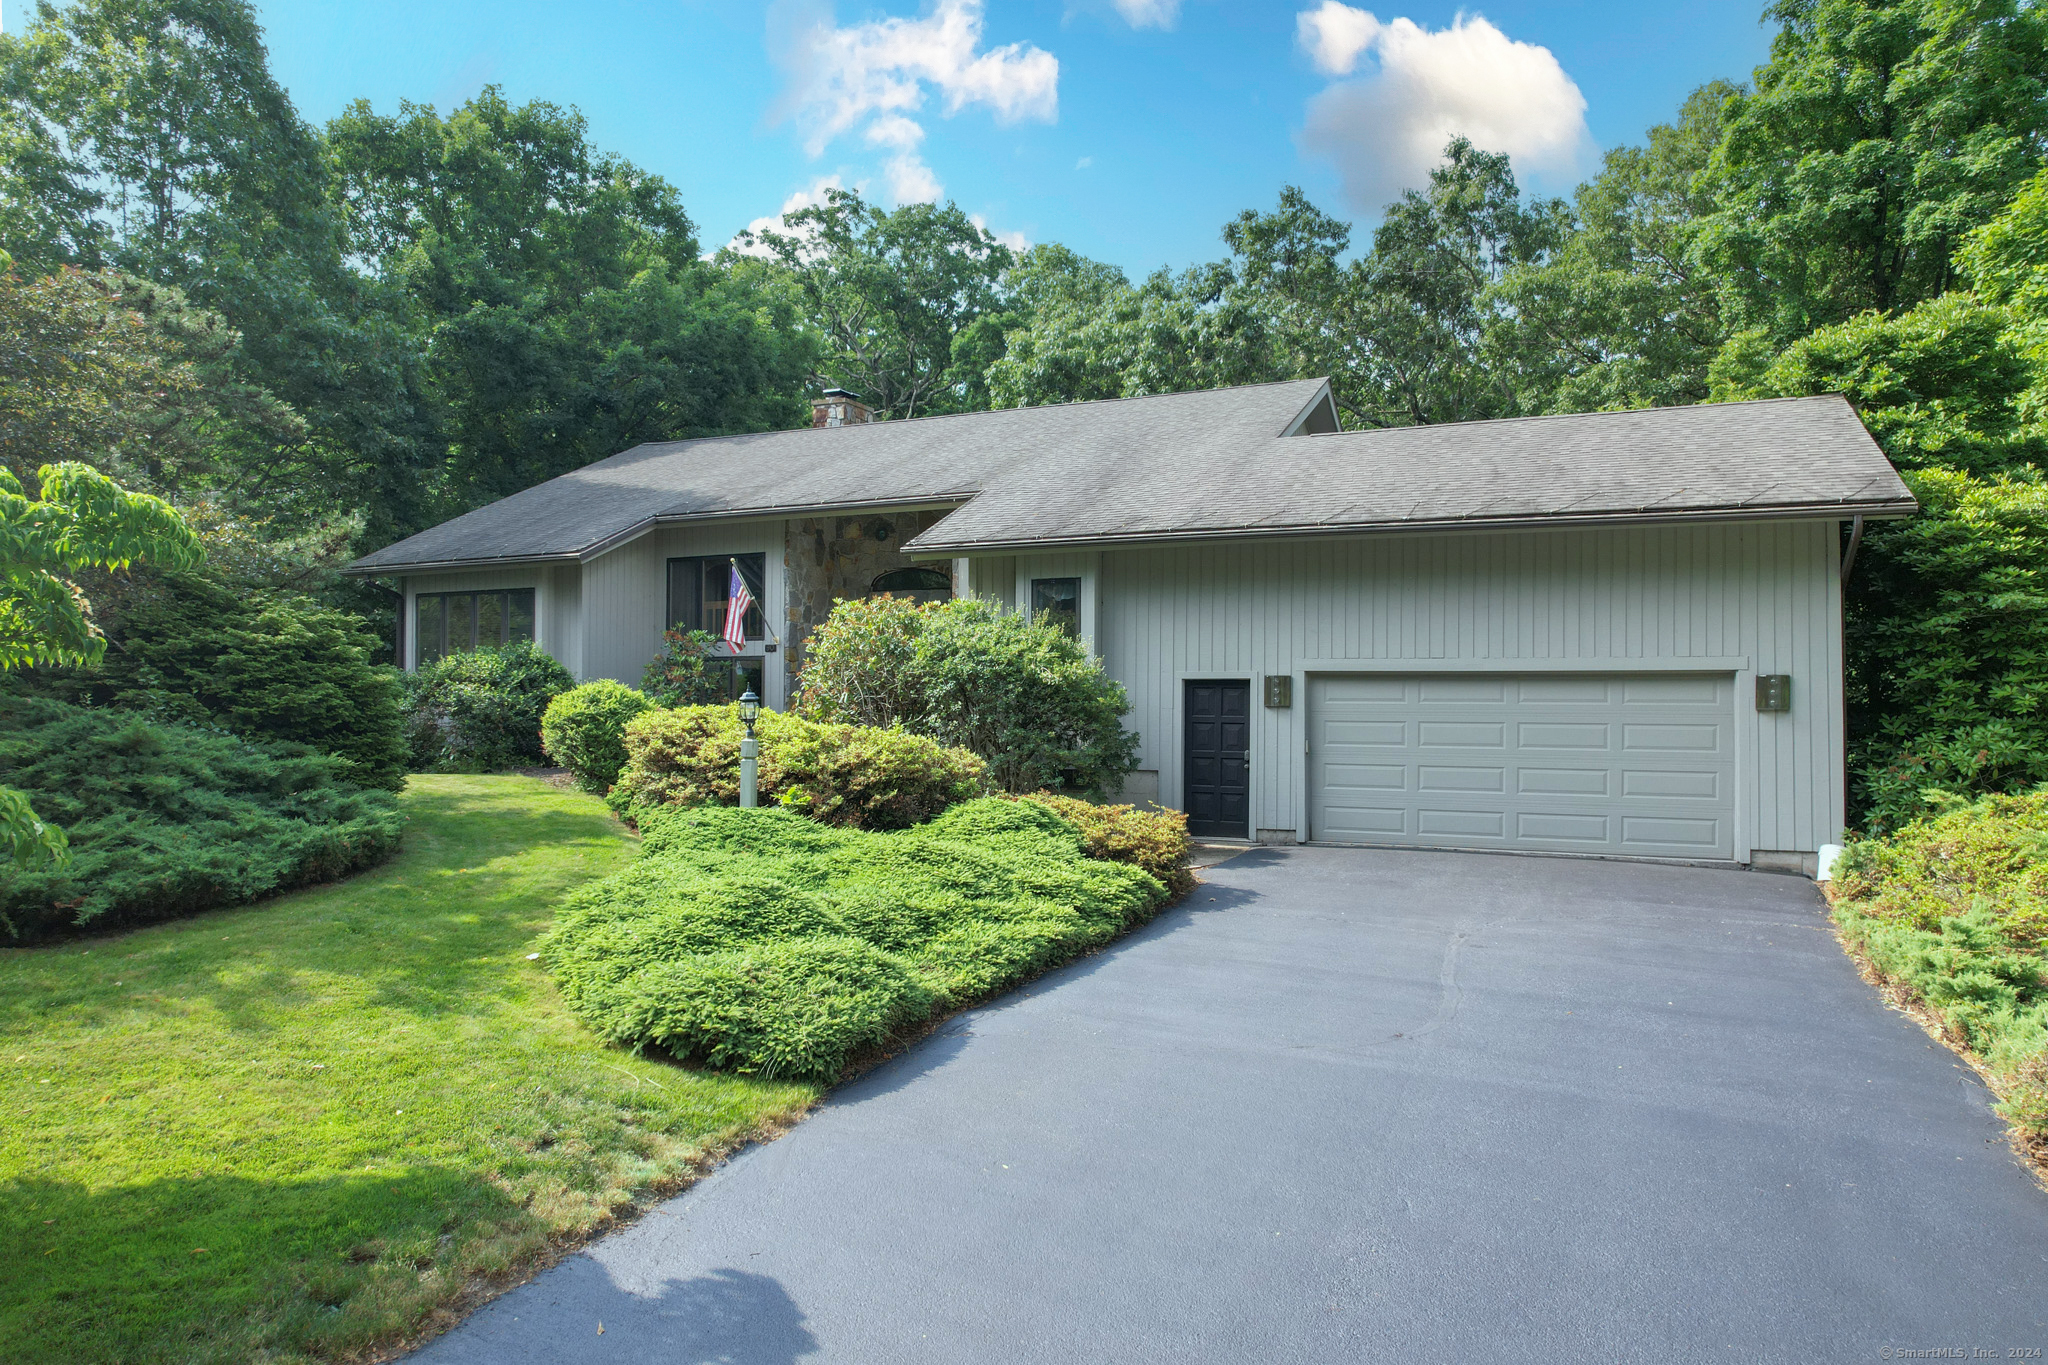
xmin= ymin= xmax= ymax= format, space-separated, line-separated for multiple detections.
xmin=1031 ymin=577 xmax=1081 ymax=638
xmin=667 ymin=554 xmax=766 ymax=644
xmin=870 ymin=566 xmax=951 ymax=594
xmin=416 ymin=589 xmax=535 ymax=665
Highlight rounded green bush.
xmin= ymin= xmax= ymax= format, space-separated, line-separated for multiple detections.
xmin=402 ymin=642 xmax=574 ymax=772
xmin=541 ymin=680 xmax=654 ymax=792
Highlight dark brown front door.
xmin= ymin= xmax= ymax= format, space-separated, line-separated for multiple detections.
xmin=1184 ymin=680 xmax=1250 ymax=839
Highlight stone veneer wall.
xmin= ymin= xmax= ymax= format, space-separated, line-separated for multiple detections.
xmin=783 ymin=508 xmax=956 ymax=684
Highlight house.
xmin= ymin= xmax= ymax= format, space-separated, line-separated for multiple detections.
xmin=346 ymin=379 xmax=1916 ymax=871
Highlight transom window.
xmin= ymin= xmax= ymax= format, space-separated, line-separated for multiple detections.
xmin=667 ymin=554 xmax=766 ymax=645
xmin=1031 ymin=577 xmax=1080 ymax=638
xmin=416 ymin=589 xmax=534 ymax=665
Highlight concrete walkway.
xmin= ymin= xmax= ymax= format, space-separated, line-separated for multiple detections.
xmin=412 ymin=846 xmax=2048 ymax=1364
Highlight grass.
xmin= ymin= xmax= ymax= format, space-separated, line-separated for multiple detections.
xmin=0 ymin=775 xmax=817 ymax=1365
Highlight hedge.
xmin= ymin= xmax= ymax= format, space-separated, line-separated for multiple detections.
xmin=402 ymin=642 xmax=574 ymax=773
xmin=608 ymin=704 xmax=985 ymax=830
xmin=0 ymin=697 xmax=405 ymax=940
xmin=541 ymin=798 xmax=1167 ymax=1077
xmin=1012 ymin=791 xmax=1194 ymax=897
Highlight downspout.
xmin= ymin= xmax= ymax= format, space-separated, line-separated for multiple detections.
xmin=1840 ymin=515 xmax=1865 ymax=586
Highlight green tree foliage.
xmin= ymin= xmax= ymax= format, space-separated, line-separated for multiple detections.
xmin=1488 ymin=84 xmax=1737 ymax=413
xmin=540 ymin=680 xmax=654 ymax=794
xmin=53 ymin=570 xmax=410 ymax=791
xmin=1698 ymin=0 xmax=2048 ymax=340
xmin=328 ymin=90 xmax=811 ymax=519
xmin=0 ymin=0 xmax=425 ymax=529
xmin=738 ymin=187 xmax=1012 ymax=418
xmin=1841 ymin=469 xmax=2048 ymax=832
xmin=0 ymin=695 xmax=403 ymax=939
xmin=401 ymin=641 xmax=573 ymax=773
xmin=796 ymin=596 xmax=1140 ymax=795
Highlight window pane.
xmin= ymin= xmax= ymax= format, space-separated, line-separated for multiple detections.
xmin=508 ymin=588 xmax=536 ymax=643
xmin=705 ymin=559 xmax=732 ymax=642
xmin=739 ymin=554 xmax=765 ymax=640
xmin=667 ymin=559 xmax=699 ymax=631
xmin=416 ymin=595 xmax=444 ymax=665
xmin=1031 ymin=577 xmax=1081 ymax=638
xmin=448 ymin=594 xmax=476 ymax=653
xmin=476 ymin=591 xmax=505 ymax=648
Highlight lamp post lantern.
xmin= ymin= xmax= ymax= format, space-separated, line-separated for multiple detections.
xmin=737 ymin=689 xmax=761 ymax=809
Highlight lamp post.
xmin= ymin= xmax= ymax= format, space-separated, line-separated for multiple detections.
xmin=737 ymin=688 xmax=761 ymax=809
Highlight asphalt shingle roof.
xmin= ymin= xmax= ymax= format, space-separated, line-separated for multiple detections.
xmin=347 ymin=382 xmax=1913 ymax=574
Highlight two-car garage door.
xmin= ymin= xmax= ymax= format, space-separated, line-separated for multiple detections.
xmin=1308 ymin=673 xmax=1735 ymax=861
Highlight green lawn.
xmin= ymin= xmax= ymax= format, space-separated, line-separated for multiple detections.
xmin=0 ymin=775 xmax=818 ymax=1365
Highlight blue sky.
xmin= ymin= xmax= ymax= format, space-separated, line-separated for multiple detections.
xmin=13 ymin=1 xmax=1777 ymax=272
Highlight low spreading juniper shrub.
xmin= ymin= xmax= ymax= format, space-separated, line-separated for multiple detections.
xmin=541 ymin=799 xmax=1166 ymax=1077
xmin=540 ymin=681 xmax=655 ymax=792
xmin=0 ymin=697 xmax=404 ymax=940
xmin=608 ymin=704 xmax=985 ymax=830
xmin=1011 ymin=791 xmax=1194 ymax=897
xmin=1830 ymin=788 xmax=2048 ymax=1137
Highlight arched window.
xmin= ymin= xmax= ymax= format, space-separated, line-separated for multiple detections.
xmin=870 ymin=566 xmax=952 ymax=594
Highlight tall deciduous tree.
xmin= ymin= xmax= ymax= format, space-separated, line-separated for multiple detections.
xmin=739 ymin=188 xmax=1013 ymax=419
xmin=328 ymin=89 xmax=812 ymax=516
xmin=1698 ymin=0 xmax=2048 ymax=340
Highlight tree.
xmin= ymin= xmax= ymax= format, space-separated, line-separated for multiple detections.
xmin=1487 ymin=83 xmax=1737 ymax=414
xmin=328 ymin=89 xmax=812 ymax=517
xmin=0 ymin=461 xmax=201 ymax=861
xmin=739 ymin=187 xmax=1014 ymax=419
xmin=1697 ymin=0 xmax=2048 ymax=341
xmin=0 ymin=0 xmax=431 ymax=535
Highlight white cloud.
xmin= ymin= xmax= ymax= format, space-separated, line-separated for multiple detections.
xmin=724 ymin=175 xmax=846 ymax=256
xmin=1110 ymin=0 xmax=1182 ymax=29
xmin=1075 ymin=155 xmax=1093 ymax=169
xmin=772 ymin=0 xmax=1058 ymax=155
xmin=1293 ymin=4 xmax=1591 ymax=215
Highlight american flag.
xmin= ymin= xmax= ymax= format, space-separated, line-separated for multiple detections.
xmin=723 ymin=559 xmax=754 ymax=652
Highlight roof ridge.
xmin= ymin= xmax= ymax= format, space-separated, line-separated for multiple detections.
xmin=620 ymin=376 xmax=1332 ymax=456
xmin=1294 ymin=393 xmax=1850 ymax=440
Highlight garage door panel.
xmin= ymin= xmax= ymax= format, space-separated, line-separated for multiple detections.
xmin=1518 ymin=767 xmax=1611 ymax=796
xmin=1327 ymin=763 xmax=1407 ymax=791
xmin=1418 ymin=677 xmax=1508 ymax=703
xmin=1516 ymin=677 xmax=1614 ymax=704
xmin=1518 ymin=721 xmax=1611 ymax=750
xmin=1418 ymin=808 xmax=1506 ymax=837
xmin=1310 ymin=672 xmax=1734 ymax=860
xmin=1418 ymin=765 xmax=1506 ymax=792
xmin=1516 ymin=812 xmax=1611 ymax=842
xmin=1418 ymin=721 xmax=1506 ymax=747
xmin=1622 ymin=723 xmax=1723 ymax=752
xmin=1622 ymin=769 xmax=1719 ymax=799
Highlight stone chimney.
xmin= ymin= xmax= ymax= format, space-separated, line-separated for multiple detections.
xmin=812 ymin=387 xmax=874 ymax=428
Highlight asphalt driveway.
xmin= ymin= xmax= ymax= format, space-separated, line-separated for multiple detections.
xmin=413 ymin=847 xmax=2048 ymax=1364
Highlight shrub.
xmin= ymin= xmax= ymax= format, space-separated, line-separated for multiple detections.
xmin=1830 ymin=789 xmax=2048 ymax=1138
xmin=797 ymin=595 xmax=1140 ymax=795
xmin=542 ymin=799 xmax=1167 ymax=1077
xmin=0 ymin=697 xmax=405 ymax=940
xmin=541 ymin=681 xmax=654 ymax=792
xmin=642 ymin=628 xmax=729 ymax=707
xmin=15 ymin=570 xmax=409 ymax=791
xmin=1843 ymin=469 xmax=2048 ymax=832
xmin=402 ymin=642 xmax=574 ymax=773
xmin=1015 ymin=792 xmax=1194 ymax=897
xmin=608 ymin=704 xmax=985 ymax=830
